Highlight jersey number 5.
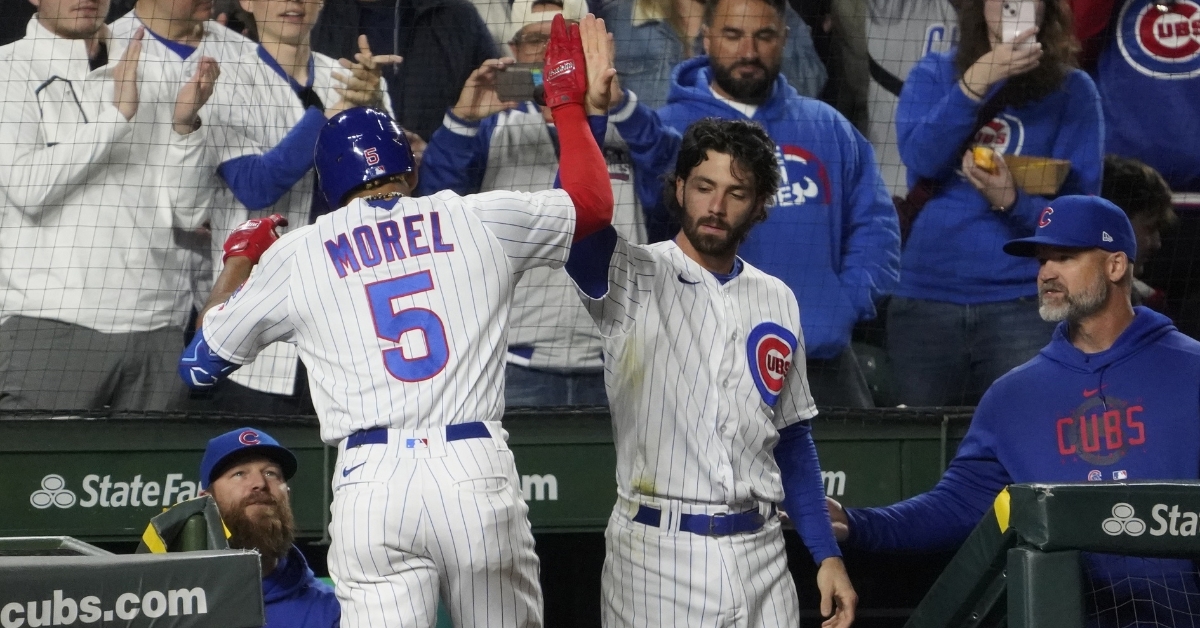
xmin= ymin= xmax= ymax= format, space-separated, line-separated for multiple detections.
xmin=365 ymin=271 xmax=449 ymax=382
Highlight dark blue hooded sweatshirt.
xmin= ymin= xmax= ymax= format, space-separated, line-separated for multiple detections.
xmin=847 ymin=308 xmax=1200 ymax=623
xmin=657 ymin=57 xmax=900 ymax=359
xmin=263 ymin=546 xmax=339 ymax=628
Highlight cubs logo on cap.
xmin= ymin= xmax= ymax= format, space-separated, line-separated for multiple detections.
xmin=1117 ymin=0 xmax=1200 ymax=79
xmin=747 ymin=322 xmax=797 ymax=406
xmin=1002 ymin=195 xmax=1138 ymax=262
xmin=199 ymin=427 xmax=298 ymax=490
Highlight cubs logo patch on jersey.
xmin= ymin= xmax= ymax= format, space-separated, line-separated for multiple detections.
xmin=774 ymin=145 xmax=832 ymax=207
xmin=746 ymin=322 xmax=798 ymax=406
xmin=1117 ymin=0 xmax=1200 ymax=79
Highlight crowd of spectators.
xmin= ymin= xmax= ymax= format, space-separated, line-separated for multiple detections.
xmin=0 ymin=0 xmax=1194 ymax=414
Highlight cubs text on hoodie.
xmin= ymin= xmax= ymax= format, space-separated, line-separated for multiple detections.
xmin=846 ymin=308 xmax=1200 ymax=622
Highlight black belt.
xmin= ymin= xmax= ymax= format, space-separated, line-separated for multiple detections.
xmin=345 ymin=423 xmax=491 ymax=449
xmin=631 ymin=504 xmax=772 ymax=536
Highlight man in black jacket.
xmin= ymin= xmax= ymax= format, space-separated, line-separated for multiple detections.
xmin=311 ymin=0 xmax=498 ymax=140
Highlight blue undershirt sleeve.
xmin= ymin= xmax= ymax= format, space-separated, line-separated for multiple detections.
xmin=565 ymin=225 xmax=618 ymax=299
xmin=217 ymin=107 xmax=325 ymax=210
xmin=843 ymin=402 xmax=1013 ymax=554
xmin=178 ymin=331 xmax=240 ymax=390
xmin=777 ymin=421 xmax=842 ymax=564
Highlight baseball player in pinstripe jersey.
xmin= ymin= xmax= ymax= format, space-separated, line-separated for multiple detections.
xmin=565 ymin=118 xmax=857 ymax=627
xmin=176 ymin=14 xmax=617 ymax=628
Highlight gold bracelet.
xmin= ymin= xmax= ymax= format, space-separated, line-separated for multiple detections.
xmin=960 ymin=79 xmax=986 ymax=100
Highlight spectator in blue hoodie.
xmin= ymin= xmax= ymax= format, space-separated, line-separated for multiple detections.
xmin=199 ymin=428 xmax=339 ymax=628
xmin=657 ymin=0 xmax=901 ymax=408
xmin=887 ymin=0 xmax=1103 ymax=406
xmin=828 ymin=196 xmax=1200 ymax=627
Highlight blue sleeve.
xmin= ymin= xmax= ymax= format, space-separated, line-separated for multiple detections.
xmin=843 ymin=402 xmax=1013 ymax=553
xmin=178 ymin=330 xmax=239 ymax=390
xmin=896 ymin=54 xmax=997 ymax=181
xmin=1004 ymin=71 xmax=1104 ymax=231
xmin=588 ymin=113 xmax=608 ymax=149
xmin=217 ymin=107 xmax=325 ymax=210
xmin=611 ymin=93 xmax=681 ymax=241
xmin=776 ymin=421 xmax=842 ymax=564
xmin=838 ymin=125 xmax=902 ymax=319
xmin=415 ymin=110 xmax=494 ymax=196
xmin=565 ymin=225 xmax=618 ymax=299
xmin=782 ymin=5 xmax=828 ymax=98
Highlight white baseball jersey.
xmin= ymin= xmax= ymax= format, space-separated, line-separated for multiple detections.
xmin=579 ymin=238 xmax=813 ymax=628
xmin=867 ymin=0 xmax=958 ymax=196
xmin=204 ymin=188 xmax=572 ymax=628
xmin=0 ymin=18 xmax=216 ymax=332
xmin=439 ymin=99 xmax=648 ymax=371
xmin=202 ymin=188 xmax=575 ymax=444
xmin=578 ymin=239 xmax=816 ymax=507
xmin=203 ymin=48 xmax=395 ymax=395
xmin=107 ymin=13 xmax=258 ymax=315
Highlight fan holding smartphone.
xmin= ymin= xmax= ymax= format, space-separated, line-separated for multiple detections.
xmin=886 ymin=0 xmax=1104 ymax=407
xmin=416 ymin=1 xmax=681 ymax=408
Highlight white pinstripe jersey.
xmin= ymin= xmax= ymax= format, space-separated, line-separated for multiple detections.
xmin=579 ymin=239 xmax=817 ymax=506
xmin=204 ymin=49 xmax=396 ymax=395
xmin=202 ymin=189 xmax=575 ymax=443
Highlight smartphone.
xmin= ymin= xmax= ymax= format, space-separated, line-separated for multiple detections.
xmin=494 ymin=63 xmax=544 ymax=103
xmin=1000 ymin=0 xmax=1038 ymax=44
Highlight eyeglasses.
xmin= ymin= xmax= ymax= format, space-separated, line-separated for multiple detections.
xmin=510 ymin=33 xmax=551 ymax=51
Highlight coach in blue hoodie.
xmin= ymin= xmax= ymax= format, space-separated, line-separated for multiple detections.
xmin=829 ymin=196 xmax=1200 ymax=625
xmin=200 ymin=428 xmax=340 ymax=628
xmin=657 ymin=0 xmax=900 ymax=408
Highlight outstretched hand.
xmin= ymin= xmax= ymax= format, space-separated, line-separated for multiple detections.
xmin=223 ymin=213 xmax=288 ymax=264
xmin=580 ymin=14 xmax=618 ymax=115
xmin=827 ymin=497 xmax=850 ymax=542
xmin=541 ymin=13 xmax=588 ymax=110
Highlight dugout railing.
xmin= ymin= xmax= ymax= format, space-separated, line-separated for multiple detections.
xmin=0 ymin=407 xmax=974 ymax=541
xmin=905 ymin=482 xmax=1200 ymax=628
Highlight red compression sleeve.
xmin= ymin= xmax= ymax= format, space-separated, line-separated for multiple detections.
xmin=556 ymin=103 xmax=614 ymax=242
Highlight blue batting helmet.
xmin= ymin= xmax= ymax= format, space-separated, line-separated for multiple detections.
xmin=314 ymin=107 xmax=416 ymax=208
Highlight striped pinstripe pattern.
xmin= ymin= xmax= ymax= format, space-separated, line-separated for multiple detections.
xmin=575 ymin=238 xmax=814 ymax=627
xmin=203 ymin=188 xmax=576 ymax=628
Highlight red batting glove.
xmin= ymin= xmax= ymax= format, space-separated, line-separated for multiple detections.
xmin=223 ymin=213 xmax=288 ymax=263
xmin=542 ymin=14 xmax=587 ymax=110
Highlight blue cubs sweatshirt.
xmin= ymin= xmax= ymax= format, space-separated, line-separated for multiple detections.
xmin=263 ymin=546 xmax=340 ymax=628
xmin=895 ymin=50 xmax=1104 ymax=304
xmin=657 ymin=57 xmax=900 ymax=360
xmin=1094 ymin=0 xmax=1200 ymax=192
xmin=846 ymin=308 xmax=1200 ymax=616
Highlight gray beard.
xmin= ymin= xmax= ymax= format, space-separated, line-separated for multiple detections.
xmin=1039 ymin=278 xmax=1109 ymax=323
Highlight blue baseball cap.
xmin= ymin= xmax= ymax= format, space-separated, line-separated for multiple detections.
xmin=199 ymin=428 xmax=298 ymax=490
xmin=1003 ymin=195 xmax=1137 ymax=261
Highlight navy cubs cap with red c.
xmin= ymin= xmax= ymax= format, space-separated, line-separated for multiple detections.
xmin=1003 ymin=195 xmax=1137 ymax=261
xmin=199 ymin=428 xmax=298 ymax=490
